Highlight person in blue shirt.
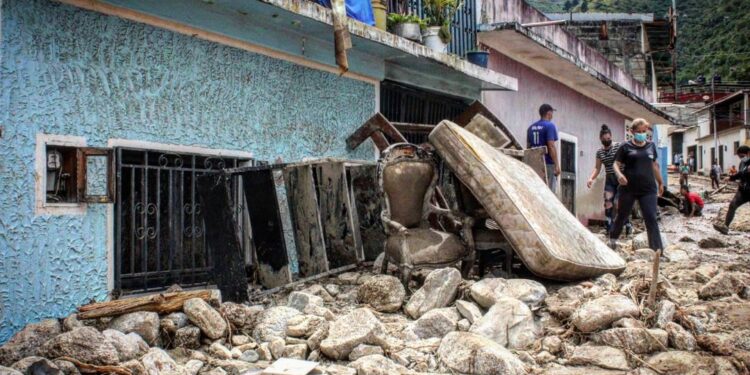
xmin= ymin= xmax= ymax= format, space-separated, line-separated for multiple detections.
xmin=527 ymin=104 xmax=560 ymax=191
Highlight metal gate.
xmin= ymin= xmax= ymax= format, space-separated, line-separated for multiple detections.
xmin=560 ymin=140 xmax=576 ymax=214
xmin=114 ymin=148 xmax=250 ymax=294
xmin=380 ymin=81 xmax=469 ymax=126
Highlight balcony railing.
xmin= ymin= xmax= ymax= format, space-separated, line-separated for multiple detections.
xmin=385 ymin=0 xmax=477 ymax=57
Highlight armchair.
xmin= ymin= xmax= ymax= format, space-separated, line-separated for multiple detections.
xmin=377 ymin=143 xmax=475 ymax=287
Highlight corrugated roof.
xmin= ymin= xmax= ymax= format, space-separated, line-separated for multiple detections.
xmin=545 ymin=12 xmax=654 ymax=22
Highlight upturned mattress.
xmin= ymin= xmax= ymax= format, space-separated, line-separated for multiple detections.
xmin=429 ymin=120 xmax=625 ymax=280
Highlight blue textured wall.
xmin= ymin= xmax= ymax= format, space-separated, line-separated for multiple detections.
xmin=0 ymin=0 xmax=375 ymax=342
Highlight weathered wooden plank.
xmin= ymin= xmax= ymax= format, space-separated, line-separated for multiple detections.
xmin=315 ymin=163 xmax=359 ymax=268
xmin=347 ymin=165 xmax=385 ymax=261
xmin=522 ymin=146 xmax=548 ymax=182
xmin=77 ymin=290 xmax=215 ymax=319
xmin=283 ymin=165 xmax=329 ymax=278
xmin=454 ymin=101 xmax=523 ymax=150
xmin=197 ymin=173 xmax=249 ymax=302
xmin=346 ymin=112 xmax=406 ymax=150
xmin=242 ymin=169 xmax=293 ymax=288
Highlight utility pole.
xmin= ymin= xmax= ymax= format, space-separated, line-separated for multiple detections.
xmin=711 ymin=60 xmax=719 ymax=168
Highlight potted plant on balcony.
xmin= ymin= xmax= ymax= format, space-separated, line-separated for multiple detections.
xmin=387 ymin=13 xmax=424 ymax=42
xmin=422 ymin=0 xmax=462 ymax=53
xmin=466 ymin=45 xmax=489 ymax=67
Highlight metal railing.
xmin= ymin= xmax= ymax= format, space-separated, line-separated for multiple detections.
xmin=386 ymin=0 xmax=477 ymax=57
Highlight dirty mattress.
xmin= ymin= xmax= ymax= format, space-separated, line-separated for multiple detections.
xmin=429 ymin=120 xmax=625 ymax=280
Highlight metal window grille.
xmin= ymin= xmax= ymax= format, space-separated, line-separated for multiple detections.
xmin=114 ymin=148 xmax=252 ymax=294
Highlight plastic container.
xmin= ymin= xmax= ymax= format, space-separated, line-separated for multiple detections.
xmin=466 ymin=51 xmax=489 ymax=67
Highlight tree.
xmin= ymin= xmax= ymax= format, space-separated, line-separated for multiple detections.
xmin=580 ymin=0 xmax=589 ymax=12
xmin=563 ymin=0 xmax=573 ymax=11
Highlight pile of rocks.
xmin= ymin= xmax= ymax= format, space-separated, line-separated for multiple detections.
xmin=1 ymin=240 xmax=749 ymax=374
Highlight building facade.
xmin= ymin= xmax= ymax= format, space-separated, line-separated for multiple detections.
xmin=0 ymin=0 xmax=515 ymax=341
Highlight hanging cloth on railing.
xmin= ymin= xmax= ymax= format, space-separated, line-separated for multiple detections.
xmin=316 ymin=0 xmax=375 ymax=26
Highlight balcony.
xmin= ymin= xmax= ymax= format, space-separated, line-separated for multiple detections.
xmin=63 ymin=0 xmax=516 ymax=99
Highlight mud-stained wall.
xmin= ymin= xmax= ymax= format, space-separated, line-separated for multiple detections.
xmin=0 ymin=0 xmax=375 ymax=342
xmin=483 ymin=50 xmax=628 ymax=224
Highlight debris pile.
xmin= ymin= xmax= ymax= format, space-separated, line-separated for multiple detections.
xmin=1 ymin=229 xmax=749 ymax=375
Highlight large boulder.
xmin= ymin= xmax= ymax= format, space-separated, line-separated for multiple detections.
xmin=319 ymin=308 xmax=385 ymax=360
xmin=632 ymin=232 xmax=669 ymax=250
xmin=141 ymin=348 xmax=179 ymax=374
xmin=591 ymin=328 xmax=668 ymax=354
xmin=357 ymin=275 xmax=406 ymax=313
xmin=109 ymin=311 xmax=160 ymax=345
xmin=10 ymin=357 xmax=59 ymax=374
xmin=174 ymin=326 xmax=201 ymax=349
xmin=287 ymin=292 xmax=324 ymax=312
xmin=286 ymin=315 xmax=327 ymax=338
xmin=437 ymin=332 xmax=527 ymax=375
xmin=698 ymin=272 xmax=746 ymax=299
xmin=404 ymin=268 xmax=462 ymax=319
xmin=469 ymin=296 xmax=538 ymax=349
xmin=411 ymin=308 xmax=460 ymax=339
xmin=0 ymin=319 xmax=61 ymax=366
xmin=567 ymin=345 xmax=630 ymax=371
xmin=160 ymin=312 xmax=189 ymax=335
xmin=0 ymin=365 xmax=22 ymax=375
xmin=253 ymin=306 xmax=301 ymax=342
xmin=470 ymin=278 xmax=547 ymax=308
xmin=646 ymin=351 xmax=717 ymax=375
xmin=455 ymin=300 xmax=483 ymax=324
xmin=665 ymin=322 xmax=697 ymax=351
xmin=350 ymin=354 xmax=409 ymax=375
xmin=40 ymin=327 xmax=119 ymax=365
xmin=220 ymin=302 xmax=263 ymax=330
xmin=183 ymin=298 xmax=228 ymax=340
xmin=102 ymin=329 xmax=148 ymax=362
xmin=571 ymin=294 xmax=640 ymax=333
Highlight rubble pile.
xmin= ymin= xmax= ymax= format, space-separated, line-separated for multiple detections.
xmin=0 ymin=238 xmax=748 ymax=375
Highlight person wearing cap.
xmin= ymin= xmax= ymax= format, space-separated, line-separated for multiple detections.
xmin=527 ymin=104 xmax=560 ymax=191
xmin=714 ymin=145 xmax=750 ymax=234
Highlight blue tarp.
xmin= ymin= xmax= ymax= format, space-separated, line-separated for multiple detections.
xmin=316 ymin=0 xmax=375 ymax=26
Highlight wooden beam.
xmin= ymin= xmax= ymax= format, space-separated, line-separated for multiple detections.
xmin=77 ymin=290 xmax=214 ymax=319
xmin=346 ymin=113 xmax=406 ymax=150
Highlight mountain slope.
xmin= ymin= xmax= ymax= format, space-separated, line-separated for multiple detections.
xmin=526 ymin=0 xmax=750 ymax=83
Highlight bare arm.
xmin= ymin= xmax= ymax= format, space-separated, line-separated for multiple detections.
xmin=587 ymin=159 xmax=602 ymax=188
xmin=614 ymin=161 xmax=627 ymax=185
xmin=546 ymin=140 xmax=560 ymax=175
xmin=653 ymin=161 xmax=664 ymax=195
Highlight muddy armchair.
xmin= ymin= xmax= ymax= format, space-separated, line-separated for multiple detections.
xmin=377 ymin=143 xmax=475 ymax=287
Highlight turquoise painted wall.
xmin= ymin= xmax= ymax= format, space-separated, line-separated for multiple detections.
xmin=0 ymin=0 xmax=375 ymax=342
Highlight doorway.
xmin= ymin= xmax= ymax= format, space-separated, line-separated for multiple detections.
xmin=560 ymin=138 xmax=577 ymax=214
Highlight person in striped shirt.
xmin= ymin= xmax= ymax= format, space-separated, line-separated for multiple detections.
xmin=586 ymin=124 xmax=632 ymax=235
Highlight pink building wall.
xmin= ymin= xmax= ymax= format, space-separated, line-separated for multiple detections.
xmin=483 ymin=50 xmax=630 ymax=223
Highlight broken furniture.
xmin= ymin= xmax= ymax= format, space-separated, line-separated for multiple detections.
xmin=429 ymin=120 xmax=626 ymax=281
xmin=377 ymin=143 xmax=475 ymax=286
xmin=198 ymin=159 xmax=383 ymax=293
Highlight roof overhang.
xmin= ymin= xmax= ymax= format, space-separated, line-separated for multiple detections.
xmin=478 ymin=22 xmax=674 ymax=124
xmin=61 ymin=0 xmax=517 ymax=99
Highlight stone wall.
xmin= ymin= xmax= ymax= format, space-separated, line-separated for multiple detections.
xmin=0 ymin=0 xmax=375 ymax=342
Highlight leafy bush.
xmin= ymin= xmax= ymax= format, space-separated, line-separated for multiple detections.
xmin=422 ymin=0 xmax=463 ymax=43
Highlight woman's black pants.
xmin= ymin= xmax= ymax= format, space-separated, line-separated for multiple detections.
xmin=610 ymin=189 xmax=663 ymax=250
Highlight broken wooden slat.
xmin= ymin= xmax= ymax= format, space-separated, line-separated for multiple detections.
xmin=347 ymin=164 xmax=384 ymax=261
xmin=283 ymin=165 xmax=329 ymax=278
xmin=77 ymin=290 xmax=214 ymax=319
xmin=521 ymin=146 xmax=548 ymax=182
xmin=57 ymin=356 xmax=132 ymax=375
xmin=198 ymin=173 xmax=250 ymax=303
xmin=315 ymin=163 xmax=359 ymax=268
xmin=242 ymin=169 xmax=293 ymax=288
xmin=346 ymin=113 xmax=406 ymax=150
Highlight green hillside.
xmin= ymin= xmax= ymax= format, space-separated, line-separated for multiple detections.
xmin=526 ymin=0 xmax=750 ymax=83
